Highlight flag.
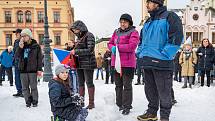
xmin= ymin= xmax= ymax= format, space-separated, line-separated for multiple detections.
xmin=115 ymin=46 xmax=121 ymax=76
xmin=53 ymin=48 xmax=71 ymax=74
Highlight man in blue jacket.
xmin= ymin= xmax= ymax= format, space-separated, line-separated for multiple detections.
xmin=0 ymin=46 xmax=14 ymax=86
xmin=136 ymin=0 xmax=183 ymax=121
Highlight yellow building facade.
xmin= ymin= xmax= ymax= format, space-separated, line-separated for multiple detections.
xmin=95 ymin=38 xmax=110 ymax=57
xmin=0 ymin=0 xmax=74 ymax=51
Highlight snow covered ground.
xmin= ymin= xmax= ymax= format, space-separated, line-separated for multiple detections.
xmin=0 ymin=73 xmax=215 ymax=121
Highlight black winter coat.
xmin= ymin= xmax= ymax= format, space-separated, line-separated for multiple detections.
xmin=103 ymin=51 xmax=111 ymax=69
xmin=71 ymin=21 xmax=96 ymax=69
xmin=173 ymin=51 xmax=182 ymax=71
xmin=48 ymin=79 xmax=81 ymax=121
xmin=15 ymin=39 xmax=43 ymax=73
xmin=196 ymin=46 xmax=215 ymax=71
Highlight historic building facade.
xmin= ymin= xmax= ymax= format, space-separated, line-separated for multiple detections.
xmin=0 ymin=0 xmax=74 ymax=51
xmin=141 ymin=0 xmax=215 ymax=47
xmin=178 ymin=0 xmax=215 ymax=47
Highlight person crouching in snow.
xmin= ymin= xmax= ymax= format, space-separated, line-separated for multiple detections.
xmin=179 ymin=40 xmax=197 ymax=88
xmin=49 ymin=64 xmax=88 ymax=121
xmin=108 ymin=13 xmax=139 ymax=115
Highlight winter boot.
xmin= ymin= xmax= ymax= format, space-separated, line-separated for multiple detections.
xmin=26 ymin=96 xmax=33 ymax=107
xmin=87 ymin=87 xmax=95 ymax=109
xmin=137 ymin=112 xmax=158 ymax=121
xmin=160 ymin=119 xmax=169 ymax=121
xmin=172 ymin=99 xmax=177 ymax=106
xmin=32 ymin=100 xmax=38 ymax=107
xmin=135 ymin=82 xmax=141 ymax=85
xmin=79 ymin=86 xmax=85 ymax=107
xmin=13 ymin=92 xmax=24 ymax=97
xmin=122 ymin=108 xmax=130 ymax=115
xmin=189 ymin=84 xmax=192 ymax=89
xmin=182 ymin=85 xmax=187 ymax=88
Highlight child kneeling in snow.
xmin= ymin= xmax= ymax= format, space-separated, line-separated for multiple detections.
xmin=49 ymin=64 xmax=88 ymax=121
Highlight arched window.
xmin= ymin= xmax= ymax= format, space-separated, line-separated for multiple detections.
xmin=25 ymin=11 xmax=31 ymax=23
xmin=17 ymin=11 xmax=23 ymax=23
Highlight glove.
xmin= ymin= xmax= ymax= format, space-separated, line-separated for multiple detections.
xmin=71 ymin=93 xmax=84 ymax=106
xmin=111 ymin=46 xmax=116 ymax=55
xmin=71 ymin=94 xmax=80 ymax=103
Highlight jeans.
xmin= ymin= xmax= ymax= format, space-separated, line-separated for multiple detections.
xmin=96 ymin=68 xmax=103 ymax=80
xmin=69 ymin=69 xmax=79 ymax=93
xmin=15 ymin=65 xmax=22 ymax=93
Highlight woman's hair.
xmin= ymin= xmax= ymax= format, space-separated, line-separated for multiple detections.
xmin=201 ymin=38 xmax=213 ymax=47
xmin=56 ymin=75 xmax=71 ymax=94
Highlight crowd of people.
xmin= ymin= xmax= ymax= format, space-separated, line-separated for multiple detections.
xmin=1 ymin=0 xmax=215 ymax=121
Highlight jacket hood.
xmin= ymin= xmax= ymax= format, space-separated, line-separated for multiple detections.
xmin=70 ymin=20 xmax=88 ymax=33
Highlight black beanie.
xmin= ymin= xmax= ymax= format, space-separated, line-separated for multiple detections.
xmin=147 ymin=0 xmax=164 ymax=6
xmin=120 ymin=13 xmax=133 ymax=26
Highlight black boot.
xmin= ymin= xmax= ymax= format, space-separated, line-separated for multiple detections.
xmin=13 ymin=92 xmax=24 ymax=97
xmin=26 ymin=96 xmax=33 ymax=107
xmin=122 ymin=108 xmax=130 ymax=115
xmin=32 ymin=100 xmax=38 ymax=107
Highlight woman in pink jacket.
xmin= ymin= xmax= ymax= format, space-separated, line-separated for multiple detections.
xmin=108 ymin=13 xmax=139 ymax=115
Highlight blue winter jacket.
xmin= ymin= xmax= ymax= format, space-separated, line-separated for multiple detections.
xmin=136 ymin=6 xmax=183 ymax=70
xmin=0 ymin=49 xmax=14 ymax=68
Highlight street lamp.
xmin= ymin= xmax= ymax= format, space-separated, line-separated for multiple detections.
xmin=43 ymin=0 xmax=53 ymax=82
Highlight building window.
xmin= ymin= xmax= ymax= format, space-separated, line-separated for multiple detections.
xmin=54 ymin=33 xmax=61 ymax=45
xmin=186 ymin=32 xmax=192 ymax=40
xmin=199 ymin=32 xmax=203 ymax=42
xmin=53 ymin=11 xmax=60 ymax=23
xmin=193 ymin=32 xmax=198 ymax=42
xmin=17 ymin=11 xmax=23 ymax=23
xmin=38 ymin=34 xmax=44 ymax=45
xmin=38 ymin=11 xmax=44 ymax=23
xmin=6 ymin=34 xmax=12 ymax=46
xmin=5 ymin=11 xmax=11 ymax=23
xmin=212 ymin=32 xmax=215 ymax=44
xmin=25 ymin=11 xmax=32 ymax=23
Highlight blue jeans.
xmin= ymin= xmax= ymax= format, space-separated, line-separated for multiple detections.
xmin=96 ymin=68 xmax=103 ymax=79
xmin=15 ymin=65 xmax=22 ymax=93
xmin=69 ymin=69 xmax=79 ymax=93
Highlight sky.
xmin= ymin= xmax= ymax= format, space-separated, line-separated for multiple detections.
xmin=71 ymin=0 xmax=190 ymax=38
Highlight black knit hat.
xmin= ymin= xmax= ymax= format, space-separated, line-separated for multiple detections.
xmin=147 ymin=0 xmax=164 ymax=5
xmin=120 ymin=13 xmax=133 ymax=26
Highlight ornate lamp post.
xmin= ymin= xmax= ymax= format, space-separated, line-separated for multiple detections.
xmin=43 ymin=0 xmax=53 ymax=82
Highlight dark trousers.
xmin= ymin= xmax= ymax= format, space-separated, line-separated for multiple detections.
xmin=0 ymin=66 xmax=5 ymax=81
xmin=174 ymin=70 xmax=181 ymax=82
xmin=77 ymin=69 xmax=94 ymax=88
xmin=171 ymin=88 xmax=175 ymax=101
xmin=137 ymin=68 xmax=144 ymax=83
xmin=105 ymin=67 xmax=110 ymax=83
xmin=114 ymin=68 xmax=134 ymax=109
xmin=15 ymin=65 xmax=22 ymax=93
xmin=20 ymin=73 xmax=38 ymax=102
xmin=0 ymin=65 xmax=13 ymax=85
xmin=200 ymin=70 xmax=211 ymax=87
xmin=144 ymin=69 xmax=173 ymax=120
